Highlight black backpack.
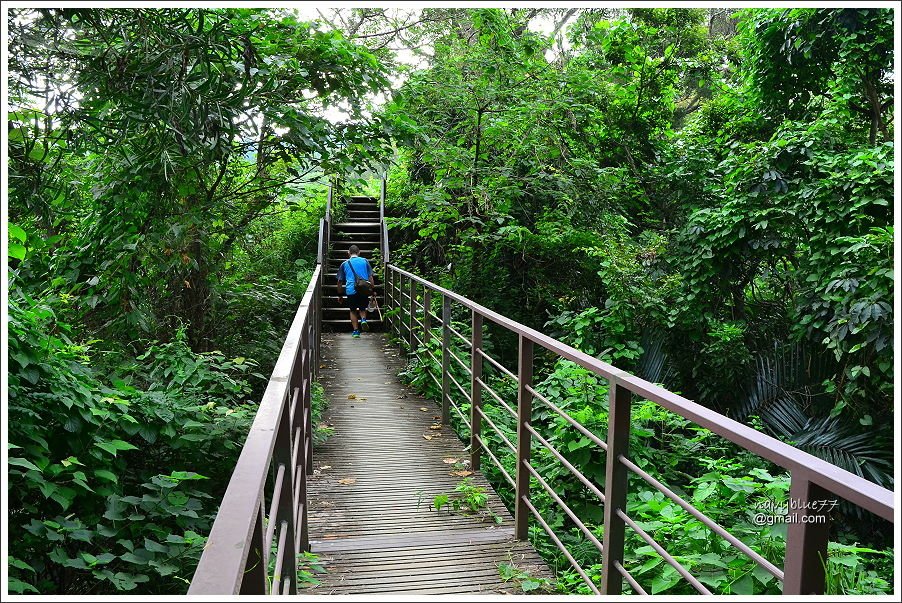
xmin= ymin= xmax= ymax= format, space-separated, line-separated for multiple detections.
xmin=344 ymin=259 xmax=373 ymax=296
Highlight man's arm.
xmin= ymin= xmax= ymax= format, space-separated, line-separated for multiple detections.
xmin=336 ymin=262 xmax=346 ymax=299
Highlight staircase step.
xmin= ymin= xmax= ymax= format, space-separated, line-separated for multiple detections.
xmin=330 ymin=240 xmax=380 ymax=248
xmin=329 ymin=249 xmax=377 ymax=258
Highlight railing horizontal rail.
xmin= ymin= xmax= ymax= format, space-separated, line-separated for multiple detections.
xmin=525 ymin=423 xmax=605 ymax=504
xmin=473 ymin=433 xmax=515 ymax=488
xmin=475 ymin=377 xmax=516 ymax=419
xmin=474 ymin=406 xmax=516 ymax=453
xmin=476 ymin=347 xmax=517 ymax=381
xmin=388 ymin=264 xmax=893 ymax=522
xmin=523 ymin=459 xmax=604 ymax=556
xmin=448 ymin=323 xmax=472 ymax=348
xmin=385 ymin=262 xmax=894 ymax=595
xmin=616 ymin=507 xmax=711 ymax=595
xmin=189 ymin=265 xmax=321 ymax=594
xmin=522 ymin=496 xmax=600 ymax=594
xmin=619 ymin=454 xmax=784 ymax=581
xmin=526 ymin=384 xmax=608 ymax=451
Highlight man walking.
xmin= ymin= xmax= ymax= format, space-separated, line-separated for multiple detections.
xmin=337 ymin=245 xmax=375 ymax=338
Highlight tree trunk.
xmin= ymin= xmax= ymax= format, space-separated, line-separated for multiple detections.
xmin=182 ymin=233 xmax=212 ymax=352
xmin=471 ymin=107 xmax=483 ymax=189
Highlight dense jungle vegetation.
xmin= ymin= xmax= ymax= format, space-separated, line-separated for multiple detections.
xmin=6 ymin=6 xmax=895 ymax=595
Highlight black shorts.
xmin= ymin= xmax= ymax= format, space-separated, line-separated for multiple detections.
xmin=346 ymin=292 xmax=370 ymax=311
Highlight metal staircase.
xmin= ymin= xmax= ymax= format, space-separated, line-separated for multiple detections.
xmin=320 ymin=184 xmax=387 ymax=332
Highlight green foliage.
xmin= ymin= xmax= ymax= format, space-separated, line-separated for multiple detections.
xmin=498 ymin=562 xmax=554 ymax=593
xmin=7 ymin=275 xmax=259 ymax=593
xmin=296 ymin=551 xmax=326 ymax=589
xmin=432 ymin=478 xmax=501 ymax=524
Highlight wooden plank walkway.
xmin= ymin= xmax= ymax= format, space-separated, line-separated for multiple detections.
xmin=306 ymin=332 xmax=550 ymax=594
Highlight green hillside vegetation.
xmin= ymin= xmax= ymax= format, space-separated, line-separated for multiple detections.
xmin=6 ymin=7 xmax=894 ymax=595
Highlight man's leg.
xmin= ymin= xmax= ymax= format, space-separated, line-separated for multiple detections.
xmin=349 ymin=308 xmax=360 ymax=331
xmin=359 ymin=308 xmax=369 ymax=331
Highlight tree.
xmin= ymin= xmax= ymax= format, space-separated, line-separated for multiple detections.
xmin=8 ymin=8 xmax=392 ymax=349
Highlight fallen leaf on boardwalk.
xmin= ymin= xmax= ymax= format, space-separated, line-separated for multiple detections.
xmin=423 ymin=435 xmax=433 ymax=440
xmin=320 ymin=466 xmax=331 ymax=470
xmin=450 ymin=470 xmax=473 ymax=477
xmin=338 ymin=478 xmax=356 ymax=485
xmin=429 ymin=425 xmax=442 ymax=430
xmin=347 ymin=394 xmax=357 ymax=399
xmin=443 ymin=458 xmax=460 ymax=464
xmin=433 ymin=416 xmax=441 ymax=420
xmin=320 ymin=365 xmax=326 ymax=369
xmin=419 ymin=407 xmax=429 ymax=412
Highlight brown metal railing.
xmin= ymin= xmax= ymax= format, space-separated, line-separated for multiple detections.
xmin=188 ymin=264 xmax=322 ymax=595
xmin=384 ymin=263 xmax=894 ymax=596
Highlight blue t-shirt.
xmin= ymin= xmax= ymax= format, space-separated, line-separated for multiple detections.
xmin=338 ymin=256 xmax=372 ymax=295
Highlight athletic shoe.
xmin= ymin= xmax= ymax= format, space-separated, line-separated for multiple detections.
xmin=351 ymin=330 xmax=360 ymax=338
xmin=360 ymin=319 xmax=370 ymax=332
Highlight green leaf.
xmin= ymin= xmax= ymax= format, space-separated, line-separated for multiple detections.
xmin=144 ymin=538 xmax=169 ymax=554
xmin=8 ymin=556 xmax=36 ymax=573
xmin=8 ymin=577 xmax=39 ymax=594
xmin=9 ymin=457 xmax=41 ymax=472
xmin=9 ymin=243 xmax=26 ymax=261
xmin=8 ymin=224 xmax=26 ymax=242
xmin=95 ymin=469 xmax=119 ymax=483
xmin=731 ymin=574 xmax=755 ymax=595
xmin=651 ymin=568 xmax=680 ymax=594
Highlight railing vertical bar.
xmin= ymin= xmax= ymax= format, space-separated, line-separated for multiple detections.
xmin=783 ymin=472 xmax=831 ymax=594
xmin=423 ymin=288 xmax=432 ymax=345
xmin=386 ymin=264 xmax=394 ymax=335
xmin=271 ymin=520 xmax=289 ymax=595
xmin=441 ymin=295 xmax=452 ymax=425
xmin=297 ymin=402 xmax=310 ymax=553
xmin=514 ymin=335 xmax=533 ymax=540
xmin=263 ymin=463 xmax=286 ymax=568
xmin=601 ymin=378 xmax=632 ymax=594
xmin=272 ymin=390 xmax=297 ymax=594
xmin=408 ymin=276 xmax=416 ymax=351
xmin=302 ymin=328 xmax=313 ymax=475
xmin=238 ymin=500 xmax=268 ymax=594
xmin=470 ymin=311 xmax=484 ymax=470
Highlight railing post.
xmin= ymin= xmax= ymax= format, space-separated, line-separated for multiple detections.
xmin=601 ymin=378 xmax=632 ymax=594
xmin=514 ymin=335 xmax=533 ymax=540
xmin=303 ymin=327 xmax=313 ymax=475
xmin=385 ymin=266 xmax=393 ymax=335
xmin=238 ymin=501 xmax=268 ymax=594
xmin=272 ymin=395 xmax=298 ymax=594
xmin=296 ymin=369 xmax=310 ymax=555
xmin=469 ymin=311 xmax=483 ymax=470
xmin=423 ymin=288 xmax=432 ymax=343
xmin=441 ymin=296 xmax=452 ymax=425
xmin=314 ymin=280 xmax=321 ymax=379
xmin=395 ymin=270 xmax=403 ymax=353
xmin=408 ymin=277 xmax=416 ymax=352
xmin=326 ymin=180 xmax=332 ymax=223
xmin=783 ymin=473 xmax=831 ymax=594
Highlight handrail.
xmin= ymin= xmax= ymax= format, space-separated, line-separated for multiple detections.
xmin=189 ymin=265 xmax=322 ymax=594
xmin=384 ymin=263 xmax=894 ymax=596
xmin=326 ymin=177 xmax=333 ymax=224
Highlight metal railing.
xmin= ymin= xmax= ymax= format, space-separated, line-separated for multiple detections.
xmin=188 ymin=267 xmax=322 ymax=594
xmin=383 ymin=264 xmax=894 ymax=596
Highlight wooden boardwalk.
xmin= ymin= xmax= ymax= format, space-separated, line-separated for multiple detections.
xmin=306 ymin=332 xmax=549 ymax=594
